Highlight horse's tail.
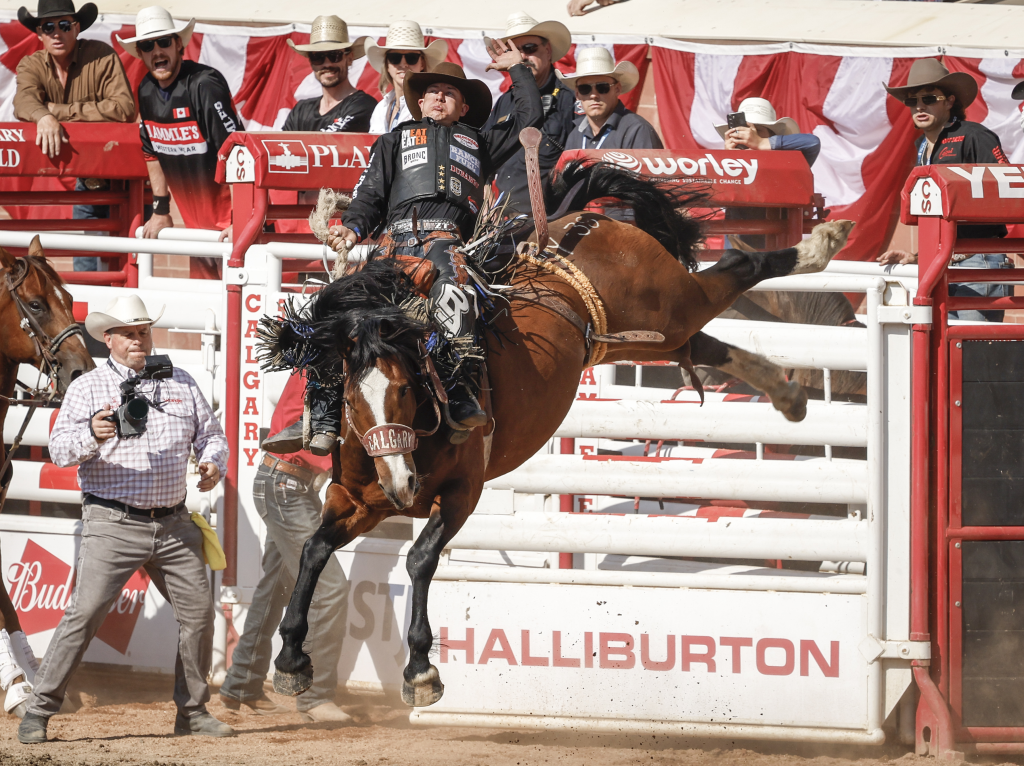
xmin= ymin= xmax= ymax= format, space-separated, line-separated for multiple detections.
xmin=546 ymin=159 xmax=709 ymax=271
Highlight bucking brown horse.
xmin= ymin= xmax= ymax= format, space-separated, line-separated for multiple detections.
xmin=268 ymin=161 xmax=854 ymax=706
xmin=0 ymin=237 xmax=93 ymax=713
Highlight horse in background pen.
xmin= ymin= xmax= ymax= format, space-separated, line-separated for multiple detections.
xmin=0 ymin=236 xmax=93 ymax=716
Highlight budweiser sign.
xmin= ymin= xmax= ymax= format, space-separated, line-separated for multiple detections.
xmin=7 ymin=539 xmax=151 ymax=654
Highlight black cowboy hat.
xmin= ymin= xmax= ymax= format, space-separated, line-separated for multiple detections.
xmin=18 ymin=0 xmax=97 ymax=32
xmin=404 ymin=62 xmax=493 ymax=128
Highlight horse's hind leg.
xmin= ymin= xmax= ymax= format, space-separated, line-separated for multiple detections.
xmin=273 ymin=485 xmax=377 ymax=696
xmin=690 ymin=221 xmax=854 ymax=314
xmin=686 ymin=332 xmax=807 ymax=422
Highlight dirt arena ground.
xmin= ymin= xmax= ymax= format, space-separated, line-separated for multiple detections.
xmin=0 ymin=667 xmax=1018 ymax=766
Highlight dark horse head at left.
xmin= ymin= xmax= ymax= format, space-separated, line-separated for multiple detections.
xmin=0 ymin=237 xmax=94 ymax=395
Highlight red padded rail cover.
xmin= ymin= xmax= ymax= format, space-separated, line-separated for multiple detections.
xmin=557 ymin=149 xmax=814 ymax=207
xmin=900 ymin=164 xmax=1024 ymax=226
xmin=217 ymin=131 xmax=376 ymax=190
xmin=0 ymin=122 xmax=146 ymax=179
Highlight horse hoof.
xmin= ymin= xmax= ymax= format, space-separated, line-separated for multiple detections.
xmin=401 ymin=666 xmax=444 ymax=707
xmin=774 ymin=381 xmax=807 ymax=422
xmin=273 ymin=668 xmax=313 ymax=697
xmin=793 ymin=220 xmax=855 ymax=274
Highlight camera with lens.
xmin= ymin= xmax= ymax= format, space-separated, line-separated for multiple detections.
xmin=105 ymin=355 xmax=174 ymax=438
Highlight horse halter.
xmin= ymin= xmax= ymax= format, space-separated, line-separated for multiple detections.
xmin=3 ymin=259 xmax=84 ymax=386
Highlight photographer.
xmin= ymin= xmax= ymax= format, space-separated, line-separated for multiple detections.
xmin=18 ymin=296 xmax=231 ymax=744
xmin=716 ymin=97 xmax=821 ymax=167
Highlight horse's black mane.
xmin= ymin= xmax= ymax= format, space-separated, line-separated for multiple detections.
xmin=546 ymin=159 xmax=710 ymax=271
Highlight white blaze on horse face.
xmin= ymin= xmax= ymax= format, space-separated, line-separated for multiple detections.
xmin=358 ymin=365 xmax=417 ymax=507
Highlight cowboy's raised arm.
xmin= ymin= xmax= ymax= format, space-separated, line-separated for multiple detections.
xmin=481 ymin=38 xmax=543 ymax=171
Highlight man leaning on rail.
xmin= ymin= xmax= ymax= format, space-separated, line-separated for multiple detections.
xmin=301 ymin=41 xmax=543 ymax=454
xmin=877 ymin=58 xmax=1011 ymax=323
xmin=18 ymin=296 xmax=232 ymax=744
xmin=13 ymin=0 xmax=136 ymax=273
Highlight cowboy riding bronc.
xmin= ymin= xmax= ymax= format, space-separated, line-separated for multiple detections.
xmin=297 ymin=38 xmax=542 ymax=454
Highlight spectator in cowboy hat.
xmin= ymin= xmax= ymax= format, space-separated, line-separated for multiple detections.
xmin=119 ymin=6 xmax=243 ymax=279
xmin=716 ymin=97 xmax=821 ymax=166
xmin=877 ymin=58 xmax=1010 ymax=322
xmin=482 ymin=11 xmax=576 ymax=215
xmin=283 ymin=16 xmax=375 ymax=133
xmin=561 ymin=47 xmax=661 ymax=150
xmin=17 ymin=295 xmax=231 ymax=744
xmin=14 ymin=0 xmax=135 ymax=272
xmin=366 ymin=20 xmax=448 ymax=134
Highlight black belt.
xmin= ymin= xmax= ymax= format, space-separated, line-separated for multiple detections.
xmin=84 ymin=493 xmax=182 ymax=519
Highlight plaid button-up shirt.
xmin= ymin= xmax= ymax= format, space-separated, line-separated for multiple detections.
xmin=50 ymin=358 xmax=228 ymax=509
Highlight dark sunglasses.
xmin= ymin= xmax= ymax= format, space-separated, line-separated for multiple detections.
xmin=903 ymin=94 xmax=947 ymax=108
xmin=309 ymin=50 xmax=347 ymax=65
xmin=386 ymin=51 xmax=422 ymax=66
xmin=137 ymin=35 xmax=176 ymax=53
xmin=577 ymin=82 xmax=613 ymax=96
xmin=519 ymin=43 xmax=541 ymax=55
xmin=39 ymin=19 xmax=73 ymax=34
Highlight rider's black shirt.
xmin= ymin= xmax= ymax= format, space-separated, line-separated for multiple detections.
xmin=282 ymin=90 xmax=377 ymax=133
xmin=342 ymin=63 xmax=542 ymax=239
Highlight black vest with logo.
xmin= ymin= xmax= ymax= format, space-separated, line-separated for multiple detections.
xmin=389 ymin=121 xmax=485 ymax=218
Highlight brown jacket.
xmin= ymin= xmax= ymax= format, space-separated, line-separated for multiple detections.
xmin=14 ymin=38 xmax=135 ymax=124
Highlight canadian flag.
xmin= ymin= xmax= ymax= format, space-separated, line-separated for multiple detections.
xmin=173 ymin=107 xmax=190 ymax=119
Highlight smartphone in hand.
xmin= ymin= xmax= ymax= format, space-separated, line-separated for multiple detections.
xmin=726 ymin=111 xmax=747 ymax=130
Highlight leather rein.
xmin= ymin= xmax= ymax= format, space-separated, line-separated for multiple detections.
xmin=4 ymin=258 xmax=84 ymax=389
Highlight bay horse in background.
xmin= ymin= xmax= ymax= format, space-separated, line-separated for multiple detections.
xmin=0 ymin=236 xmax=94 ymax=715
xmin=267 ymin=160 xmax=855 ymax=706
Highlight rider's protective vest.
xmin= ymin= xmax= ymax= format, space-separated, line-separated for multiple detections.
xmin=389 ymin=121 xmax=485 ymax=217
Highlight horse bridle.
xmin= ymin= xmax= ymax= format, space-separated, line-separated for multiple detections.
xmin=4 ymin=258 xmax=84 ymax=386
xmin=343 ymin=352 xmax=444 ymax=458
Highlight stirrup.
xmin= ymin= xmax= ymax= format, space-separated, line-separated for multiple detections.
xmin=10 ymin=632 xmax=38 ymax=684
xmin=5 ymin=681 xmax=31 ymax=717
xmin=0 ymin=630 xmax=26 ymax=692
xmin=309 ymin=432 xmax=337 ymax=457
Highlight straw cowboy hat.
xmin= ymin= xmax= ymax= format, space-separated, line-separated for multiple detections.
xmin=556 ymin=47 xmax=639 ymax=93
xmin=287 ymin=15 xmax=366 ymax=59
xmin=365 ymin=20 xmax=448 ymax=73
xmin=499 ymin=11 xmax=571 ymax=62
xmin=85 ymin=295 xmax=164 ymax=342
xmin=18 ymin=0 xmax=97 ymax=32
xmin=884 ymin=58 xmax=977 ymax=108
xmin=404 ymin=62 xmax=493 ymax=128
xmin=714 ymin=97 xmax=799 ymax=139
xmin=116 ymin=6 xmax=195 ymax=58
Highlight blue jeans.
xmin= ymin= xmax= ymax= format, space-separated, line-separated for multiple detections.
xmin=71 ymin=178 xmax=108 ymax=272
xmin=220 ymin=461 xmax=347 ymax=711
xmin=949 ymin=253 xmax=1009 ymax=323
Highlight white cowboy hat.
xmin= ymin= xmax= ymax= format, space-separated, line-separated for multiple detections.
xmin=714 ymin=97 xmax=799 ymax=138
xmin=365 ymin=20 xmax=448 ymax=73
xmin=85 ymin=295 xmax=164 ymax=342
xmin=556 ymin=47 xmax=639 ymax=94
xmin=499 ymin=11 xmax=571 ymax=62
xmin=287 ymin=15 xmax=367 ymax=59
xmin=116 ymin=5 xmax=195 ymax=59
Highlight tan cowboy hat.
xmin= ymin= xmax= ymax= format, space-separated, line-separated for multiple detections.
xmin=500 ymin=11 xmax=571 ymax=62
xmin=404 ymin=62 xmax=493 ymax=128
xmin=365 ymin=20 xmax=448 ymax=73
xmin=85 ymin=295 xmax=164 ymax=342
xmin=714 ymin=97 xmax=799 ymax=139
xmin=287 ymin=15 xmax=366 ymax=59
xmin=116 ymin=6 xmax=194 ymax=58
xmin=556 ymin=47 xmax=638 ymax=94
xmin=884 ymin=58 xmax=977 ymax=108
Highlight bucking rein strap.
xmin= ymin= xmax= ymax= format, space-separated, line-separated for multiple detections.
xmin=510 ymin=243 xmax=705 ymax=403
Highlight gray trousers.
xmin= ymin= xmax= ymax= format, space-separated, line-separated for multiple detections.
xmin=28 ymin=501 xmax=214 ymax=718
xmin=220 ymin=461 xmax=347 ymax=711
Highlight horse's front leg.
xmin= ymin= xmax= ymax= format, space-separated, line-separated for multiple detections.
xmin=273 ymin=483 xmax=378 ymax=696
xmin=403 ymin=483 xmax=478 ymax=707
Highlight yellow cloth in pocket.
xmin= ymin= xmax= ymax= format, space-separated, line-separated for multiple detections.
xmin=190 ymin=512 xmax=226 ymax=571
